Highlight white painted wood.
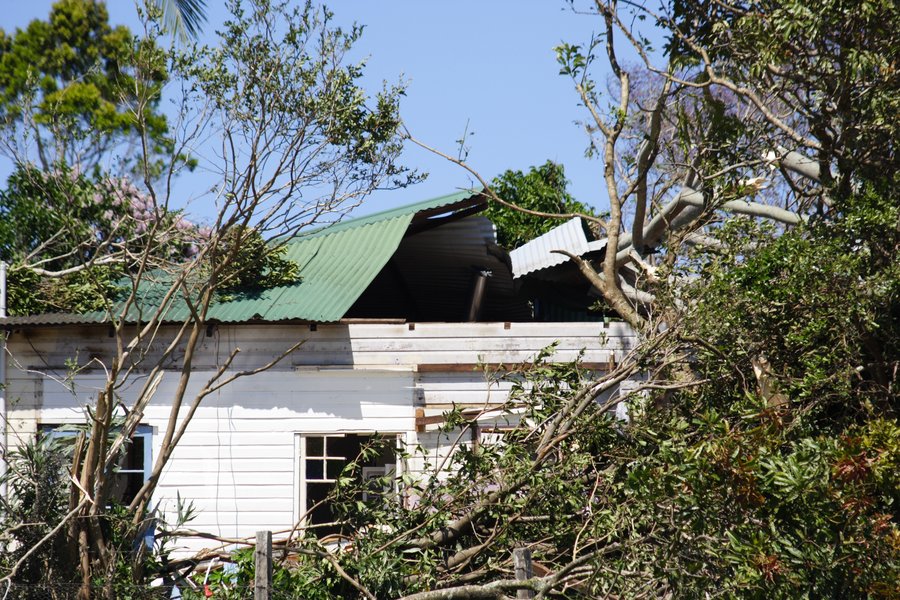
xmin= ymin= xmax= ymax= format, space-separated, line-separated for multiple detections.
xmin=153 ymin=471 xmax=294 ymax=488
xmin=8 ymin=322 xmax=636 ymax=372
xmin=157 ymin=484 xmax=294 ymax=500
xmin=3 ymin=321 xmax=634 ymax=553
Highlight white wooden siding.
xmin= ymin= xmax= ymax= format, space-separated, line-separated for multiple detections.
xmin=6 ymin=321 xmax=635 ymax=371
xmin=8 ymin=367 xmax=415 ymax=552
xmin=2 ymin=321 xmax=635 ymax=552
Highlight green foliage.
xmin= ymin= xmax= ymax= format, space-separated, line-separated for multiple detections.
xmin=0 ymin=425 xmax=198 ymax=593
xmin=0 ymin=164 xmax=127 ymax=314
xmin=487 ymin=160 xmax=598 ymax=249
xmin=0 ymin=435 xmax=74 ymax=586
xmin=669 ymin=0 xmax=900 ymax=187
xmin=641 ymin=181 xmax=900 ymax=595
xmin=0 ymin=164 xmax=202 ymax=315
xmin=684 ymin=183 xmax=899 ymax=426
xmin=0 ymin=0 xmax=171 ymax=174
xmin=215 ymin=226 xmax=300 ymax=299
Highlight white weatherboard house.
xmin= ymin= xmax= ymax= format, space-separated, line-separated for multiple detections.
xmin=0 ymin=191 xmax=636 ymax=552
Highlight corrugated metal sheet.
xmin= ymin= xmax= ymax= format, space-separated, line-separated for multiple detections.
xmin=0 ymin=313 xmax=107 ymax=326
xmin=2 ymin=189 xmax=484 ymax=327
xmin=510 ymin=217 xmax=594 ymax=278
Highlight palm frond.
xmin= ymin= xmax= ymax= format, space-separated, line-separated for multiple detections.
xmin=154 ymin=0 xmax=207 ymax=41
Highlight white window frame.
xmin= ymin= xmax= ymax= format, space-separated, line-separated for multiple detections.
xmin=293 ymin=432 xmax=402 ymax=525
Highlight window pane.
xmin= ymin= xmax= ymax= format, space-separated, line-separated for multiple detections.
xmin=328 ymin=435 xmax=362 ymax=460
xmin=110 ymin=472 xmax=144 ymax=505
xmin=306 ymin=436 xmax=324 ymax=457
xmin=307 ymin=482 xmax=334 ymax=527
xmin=326 ymin=459 xmax=344 ymax=480
xmin=121 ymin=437 xmax=144 ymax=471
xmin=306 ymin=459 xmax=324 ymax=480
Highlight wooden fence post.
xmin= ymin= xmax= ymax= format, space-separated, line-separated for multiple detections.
xmin=512 ymin=547 xmax=534 ymax=599
xmin=255 ymin=530 xmax=272 ymax=600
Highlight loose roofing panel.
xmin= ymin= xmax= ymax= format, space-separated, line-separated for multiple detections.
xmin=385 ymin=216 xmax=532 ymax=322
xmin=509 ymin=217 xmax=606 ymax=278
xmin=1 ymin=190 xmax=485 ymax=326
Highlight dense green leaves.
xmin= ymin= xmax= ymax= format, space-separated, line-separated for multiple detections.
xmin=214 ymin=226 xmax=299 ymax=299
xmin=0 ymin=165 xmax=128 ymax=314
xmin=685 ymin=185 xmax=899 ymax=424
xmin=0 ymin=436 xmax=74 ymax=586
xmin=0 ymin=0 xmax=171 ymax=174
xmin=0 ymin=164 xmax=203 ymax=314
xmin=486 ymin=160 xmax=598 ymax=249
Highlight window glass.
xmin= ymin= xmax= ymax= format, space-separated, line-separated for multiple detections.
xmin=326 ymin=459 xmax=344 ymax=480
xmin=305 ymin=459 xmax=324 ymax=480
xmin=299 ymin=433 xmax=399 ymax=534
xmin=40 ymin=424 xmax=151 ymax=504
xmin=306 ymin=436 xmax=323 ymax=456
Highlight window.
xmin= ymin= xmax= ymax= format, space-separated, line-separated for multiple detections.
xmin=41 ymin=424 xmax=152 ymax=505
xmin=297 ymin=433 xmax=397 ymax=533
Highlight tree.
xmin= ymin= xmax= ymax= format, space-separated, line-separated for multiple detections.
xmin=0 ymin=0 xmax=413 ymax=596
xmin=0 ymin=163 xmax=208 ymax=315
xmin=0 ymin=0 xmax=172 ymax=175
xmin=485 ymin=161 xmax=600 ymax=249
xmin=298 ymin=0 xmax=896 ymax=597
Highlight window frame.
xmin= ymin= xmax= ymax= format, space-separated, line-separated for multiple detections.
xmin=293 ymin=432 xmax=401 ymax=526
xmin=39 ymin=423 xmax=152 ymax=503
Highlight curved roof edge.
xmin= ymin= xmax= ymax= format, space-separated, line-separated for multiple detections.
xmin=1 ymin=189 xmax=487 ymax=327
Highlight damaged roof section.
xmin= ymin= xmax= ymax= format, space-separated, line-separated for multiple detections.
xmin=348 ymin=214 xmax=531 ymax=322
xmin=2 ymin=189 xmax=535 ymax=326
xmin=510 ymin=217 xmax=606 ymax=279
xmin=509 ymin=217 xmax=614 ymax=322
xmin=213 ymin=189 xmax=496 ymax=323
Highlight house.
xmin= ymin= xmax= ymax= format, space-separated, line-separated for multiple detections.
xmin=0 ymin=190 xmax=637 ymax=552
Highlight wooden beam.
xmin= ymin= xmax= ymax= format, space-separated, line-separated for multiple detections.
xmin=513 ymin=548 xmax=535 ymax=599
xmin=416 ymin=362 xmax=612 ymax=373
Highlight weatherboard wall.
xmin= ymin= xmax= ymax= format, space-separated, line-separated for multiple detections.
xmin=3 ymin=321 xmax=636 ymax=552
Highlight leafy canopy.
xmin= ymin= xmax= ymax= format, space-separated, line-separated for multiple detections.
xmin=486 ymin=160 xmax=598 ymax=249
xmin=0 ymin=0 xmax=171 ymax=174
xmin=0 ymin=164 xmax=204 ymax=315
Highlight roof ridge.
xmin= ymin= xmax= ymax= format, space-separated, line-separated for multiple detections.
xmin=287 ymin=187 xmax=483 ymax=242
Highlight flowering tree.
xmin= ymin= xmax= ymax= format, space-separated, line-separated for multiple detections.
xmin=0 ymin=165 xmax=206 ymax=314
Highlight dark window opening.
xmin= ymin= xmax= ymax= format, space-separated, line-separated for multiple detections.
xmin=299 ymin=433 xmax=396 ymax=536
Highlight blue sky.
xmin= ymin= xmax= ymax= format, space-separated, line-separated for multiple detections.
xmin=3 ymin=1 xmax=618 ymax=220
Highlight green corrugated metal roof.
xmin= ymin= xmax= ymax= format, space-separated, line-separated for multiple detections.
xmin=2 ymin=189 xmax=484 ymax=326
xmin=211 ymin=188 xmax=483 ymax=322
xmin=210 ymin=210 xmax=415 ymax=322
